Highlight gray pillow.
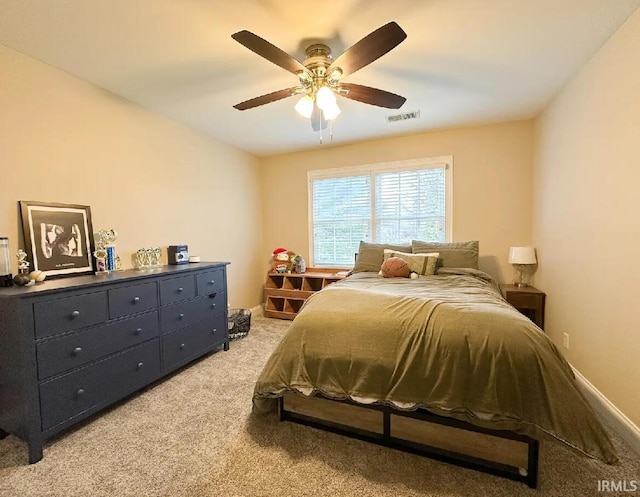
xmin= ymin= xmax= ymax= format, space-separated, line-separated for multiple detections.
xmin=411 ymin=240 xmax=479 ymax=269
xmin=353 ymin=241 xmax=411 ymax=273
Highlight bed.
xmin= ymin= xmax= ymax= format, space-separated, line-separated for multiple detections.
xmin=253 ymin=241 xmax=617 ymax=487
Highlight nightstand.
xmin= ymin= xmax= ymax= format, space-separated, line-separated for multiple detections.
xmin=502 ymin=284 xmax=546 ymax=330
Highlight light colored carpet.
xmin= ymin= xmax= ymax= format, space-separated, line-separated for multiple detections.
xmin=0 ymin=316 xmax=638 ymax=497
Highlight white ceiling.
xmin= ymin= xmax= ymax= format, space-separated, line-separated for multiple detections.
xmin=1 ymin=0 xmax=639 ymax=157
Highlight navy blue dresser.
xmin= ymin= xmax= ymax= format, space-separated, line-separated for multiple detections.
xmin=0 ymin=262 xmax=229 ymax=463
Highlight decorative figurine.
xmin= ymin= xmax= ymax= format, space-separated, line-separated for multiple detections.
xmin=135 ymin=248 xmax=148 ymax=270
xmin=134 ymin=247 xmax=162 ymax=270
xmin=152 ymin=247 xmax=161 ymax=267
xmin=13 ymin=249 xmax=34 ymax=286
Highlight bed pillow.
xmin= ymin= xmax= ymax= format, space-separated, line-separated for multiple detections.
xmin=411 ymin=240 xmax=479 ymax=269
xmin=353 ymin=241 xmax=411 ymax=273
xmin=383 ymin=249 xmax=439 ymax=276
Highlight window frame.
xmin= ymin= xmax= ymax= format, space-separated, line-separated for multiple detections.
xmin=307 ymin=155 xmax=453 ymax=267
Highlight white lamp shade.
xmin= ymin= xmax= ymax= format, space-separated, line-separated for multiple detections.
xmin=508 ymin=246 xmax=537 ymax=264
xmin=294 ymin=95 xmax=314 ymax=118
xmin=316 ymin=86 xmax=336 ymax=110
xmin=321 ymin=100 xmax=341 ymax=120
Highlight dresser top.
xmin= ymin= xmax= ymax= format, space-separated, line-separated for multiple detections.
xmin=0 ymin=262 xmax=229 ymax=298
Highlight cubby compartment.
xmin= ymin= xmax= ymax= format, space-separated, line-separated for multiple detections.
xmin=264 ymin=268 xmax=347 ymax=320
xmin=323 ymin=277 xmax=342 ymax=288
xmin=283 ymin=275 xmax=303 ymax=290
xmin=302 ymin=277 xmax=324 ymax=292
xmin=284 ymin=299 xmax=305 ymax=314
xmin=265 ymin=274 xmax=284 ymax=289
xmin=266 ymin=296 xmax=285 ymax=312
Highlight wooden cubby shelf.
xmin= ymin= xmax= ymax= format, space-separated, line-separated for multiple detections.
xmin=263 ymin=268 xmax=347 ymax=320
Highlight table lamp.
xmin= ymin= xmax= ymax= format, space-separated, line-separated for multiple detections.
xmin=508 ymin=246 xmax=537 ymax=287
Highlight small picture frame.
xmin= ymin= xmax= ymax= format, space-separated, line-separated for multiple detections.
xmin=19 ymin=201 xmax=96 ymax=279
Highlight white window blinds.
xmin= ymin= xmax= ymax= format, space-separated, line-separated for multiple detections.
xmin=309 ymin=157 xmax=452 ymax=267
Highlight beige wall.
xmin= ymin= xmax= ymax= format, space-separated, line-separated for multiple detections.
xmin=260 ymin=120 xmax=534 ymax=282
xmin=0 ymin=45 xmax=264 ymax=309
xmin=533 ymin=9 xmax=640 ymax=425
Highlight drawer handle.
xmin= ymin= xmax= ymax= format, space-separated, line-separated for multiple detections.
xmin=132 ymin=296 xmax=141 ymax=303
xmin=75 ymin=388 xmax=85 ymax=399
xmin=134 ymin=328 xmax=143 ymax=336
xmin=208 ymin=280 xmax=215 ymax=285
xmin=73 ymin=347 xmax=82 ymax=356
xmin=178 ymin=313 xmax=185 ymax=320
xmin=137 ymin=362 xmax=144 ymax=370
xmin=177 ymin=287 xmax=184 ymax=293
xmin=210 ymin=303 xmax=216 ymax=309
xmin=71 ymin=310 xmax=80 ymax=318
xmin=212 ymin=328 xmax=217 ymax=333
xmin=180 ymin=343 xmax=186 ymax=350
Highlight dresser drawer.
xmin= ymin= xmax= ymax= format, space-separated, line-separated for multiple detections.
xmin=159 ymin=293 xmax=224 ymax=334
xmin=39 ymin=339 xmax=161 ymax=431
xmin=109 ymin=281 xmax=158 ymax=319
xmin=162 ymin=315 xmax=227 ymax=372
xmin=34 ymin=292 xmax=108 ymax=339
xmin=196 ymin=268 xmax=225 ymax=295
xmin=37 ymin=311 xmax=159 ymax=380
xmin=159 ymin=275 xmax=196 ymax=305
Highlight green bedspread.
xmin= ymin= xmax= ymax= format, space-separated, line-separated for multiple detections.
xmin=253 ymin=269 xmax=617 ymax=464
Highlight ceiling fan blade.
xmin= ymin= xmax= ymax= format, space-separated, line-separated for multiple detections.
xmin=232 ymin=30 xmax=311 ymax=78
xmin=327 ymin=22 xmax=407 ymax=79
xmin=233 ymin=87 xmax=299 ymax=110
xmin=338 ymin=83 xmax=406 ymax=109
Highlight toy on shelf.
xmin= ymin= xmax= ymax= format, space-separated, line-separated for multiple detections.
xmin=271 ymin=247 xmax=296 ymax=273
xmin=292 ymin=254 xmax=306 ymax=274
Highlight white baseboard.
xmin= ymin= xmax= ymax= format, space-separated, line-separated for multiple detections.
xmin=572 ymin=366 xmax=640 ymax=456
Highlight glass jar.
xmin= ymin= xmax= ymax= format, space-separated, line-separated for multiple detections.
xmin=0 ymin=237 xmax=13 ymax=287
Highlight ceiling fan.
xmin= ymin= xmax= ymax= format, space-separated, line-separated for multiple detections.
xmin=231 ymin=22 xmax=407 ymax=132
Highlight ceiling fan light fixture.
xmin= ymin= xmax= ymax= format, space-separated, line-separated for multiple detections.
xmin=316 ymin=86 xmax=336 ymax=111
xmin=294 ymin=94 xmax=314 ymax=118
xmin=322 ymin=100 xmax=341 ymax=120
xmin=327 ymin=68 xmax=343 ymax=83
xmin=231 ymin=21 xmax=408 ymax=141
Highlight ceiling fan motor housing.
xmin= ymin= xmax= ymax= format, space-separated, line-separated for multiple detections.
xmin=300 ymin=44 xmax=341 ymax=91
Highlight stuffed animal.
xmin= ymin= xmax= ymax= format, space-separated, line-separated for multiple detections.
xmin=292 ymin=254 xmax=306 ymax=274
xmin=271 ymin=247 xmax=296 ymax=273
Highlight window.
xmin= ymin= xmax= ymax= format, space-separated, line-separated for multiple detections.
xmin=309 ymin=156 xmax=452 ymax=267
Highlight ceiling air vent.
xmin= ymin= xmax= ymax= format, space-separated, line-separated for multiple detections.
xmin=386 ymin=110 xmax=420 ymax=123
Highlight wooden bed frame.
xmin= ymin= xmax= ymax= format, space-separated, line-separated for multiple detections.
xmin=278 ymin=392 xmax=539 ymax=488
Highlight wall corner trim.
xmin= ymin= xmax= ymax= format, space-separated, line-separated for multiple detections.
xmin=572 ymin=365 xmax=640 ymax=456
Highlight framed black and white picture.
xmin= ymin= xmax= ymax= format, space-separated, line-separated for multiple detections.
xmin=19 ymin=201 xmax=96 ymax=279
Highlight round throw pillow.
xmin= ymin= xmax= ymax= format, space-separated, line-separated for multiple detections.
xmin=380 ymin=257 xmax=411 ymax=278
